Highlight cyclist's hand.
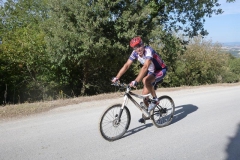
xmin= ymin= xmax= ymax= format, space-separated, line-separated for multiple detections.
xmin=111 ymin=77 xmax=119 ymax=83
xmin=129 ymin=81 xmax=138 ymax=88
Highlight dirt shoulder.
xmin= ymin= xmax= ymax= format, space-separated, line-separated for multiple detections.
xmin=1 ymin=82 xmax=240 ymax=120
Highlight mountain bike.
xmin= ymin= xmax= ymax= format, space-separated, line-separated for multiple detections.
xmin=99 ymin=82 xmax=175 ymax=141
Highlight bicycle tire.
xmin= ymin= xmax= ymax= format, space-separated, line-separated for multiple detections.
xmin=151 ymin=95 xmax=175 ymax=128
xmin=99 ymin=104 xmax=131 ymax=141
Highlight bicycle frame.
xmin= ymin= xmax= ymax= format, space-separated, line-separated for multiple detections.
xmin=117 ymin=86 xmax=151 ymax=122
xmin=99 ymin=83 xmax=175 ymax=141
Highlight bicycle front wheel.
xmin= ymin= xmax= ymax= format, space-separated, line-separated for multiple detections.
xmin=99 ymin=104 xmax=131 ymax=141
xmin=151 ymin=95 xmax=175 ymax=128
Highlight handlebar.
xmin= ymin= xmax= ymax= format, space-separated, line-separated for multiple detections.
xmin=111 ymin=81 xmax=130 ymax=89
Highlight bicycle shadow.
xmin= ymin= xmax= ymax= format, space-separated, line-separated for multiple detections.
xmin=122 ymin=123 xmax=153 ymax=139
xmin=122 ymin=104 xmax=198 ymax=139
xmin=171 ymin=104 xmax=198 ymax=124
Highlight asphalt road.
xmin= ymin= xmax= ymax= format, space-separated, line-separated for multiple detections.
xmin=1 ymin=84 xmax=240 ymax=160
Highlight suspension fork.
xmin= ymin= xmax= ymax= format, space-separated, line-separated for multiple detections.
xmin=117 ymin=93 xmax=129 ymax=122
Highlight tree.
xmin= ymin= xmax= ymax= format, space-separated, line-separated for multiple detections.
xmin=223 ymin=56 xmax=240 ymax=83
xmin=45 ymin=0 xmax=230 ymax=95
xmin=0 ymin=0 xmax=50 ymax=103
xmin=0 ymin=0 xmax=236 ymax=103
xmin=173 ymin=36 xmax=230 ymax=86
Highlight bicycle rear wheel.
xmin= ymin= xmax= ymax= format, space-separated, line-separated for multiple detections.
xmin=99 ymin=104 xmax=131 ymax=141
xmin=151 ymin=95 xmax=175 ymax=128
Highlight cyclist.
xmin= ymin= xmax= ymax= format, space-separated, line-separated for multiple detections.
xmin=112 ymin=36 xmax=167 ymax=123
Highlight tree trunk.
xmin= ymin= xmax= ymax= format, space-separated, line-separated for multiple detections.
xmin=80 ymin=60 xmax=89 ymax=95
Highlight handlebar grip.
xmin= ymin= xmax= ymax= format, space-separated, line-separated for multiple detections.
xmin=111 ymin=82 xmax=128 ymax=88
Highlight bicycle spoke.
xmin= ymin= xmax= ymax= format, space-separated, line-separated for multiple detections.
xmin=151 ymin=96 xmax=175 ymax=128
xmin=100 ymin=104 xmax=130 ymax=141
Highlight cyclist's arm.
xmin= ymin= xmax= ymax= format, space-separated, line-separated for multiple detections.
xmin=135 ymin=59 xmax=151 ymax=82
xmin=115 ymin=59 xmax=133 ymax=79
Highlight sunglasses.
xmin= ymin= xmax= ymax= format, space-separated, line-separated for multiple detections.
xmin=133 ymin=44 xmax=142 ymax=50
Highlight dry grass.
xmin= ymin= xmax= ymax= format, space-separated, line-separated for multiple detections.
xmin=1 ymin=82 xmax=240 ymax=120
xmin=0 ymin=92 xmax=122 ymax=120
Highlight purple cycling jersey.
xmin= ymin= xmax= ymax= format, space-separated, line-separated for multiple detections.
xmin=129 ymin=46 xmax=166 ymax=73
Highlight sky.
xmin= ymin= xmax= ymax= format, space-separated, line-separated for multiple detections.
xmin=204 ymin=0 xmax=240 ymax=43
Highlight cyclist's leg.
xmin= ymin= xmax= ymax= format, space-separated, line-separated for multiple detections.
xmin=139 ymin=74 xmax=155 ymax=123
xmin=139 ymin=69 xmax=167 ymax=123
xmin=142 ymin=84 xmax=149 ymax=107
xmin=143 ymin=68 xmax=167 ymax=100
xmin=142 ymin=73 xmax=156 ymax=104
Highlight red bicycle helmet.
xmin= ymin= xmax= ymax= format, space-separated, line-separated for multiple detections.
xmin=130 ymin=36 xmax=142 ymax=48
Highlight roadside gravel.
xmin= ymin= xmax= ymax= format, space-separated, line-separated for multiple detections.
xmin=1 ymin=82 xmax=240 ymax=120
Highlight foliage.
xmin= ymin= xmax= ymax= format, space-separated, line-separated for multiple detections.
xmin=0 ymin=0 xmax=238 ymax=104
xmin=171 ymin=36 xmax=230 ymax=86
xmin=0 ymin=0 xmax=50 ymax=103
xmin=222 ymin=57 xmax=240 ymax=83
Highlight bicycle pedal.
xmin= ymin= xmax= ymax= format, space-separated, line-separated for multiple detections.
xmin=138 ymin=118 xmax=146 ymax=124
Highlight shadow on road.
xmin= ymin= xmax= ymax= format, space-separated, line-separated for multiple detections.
xmin=225 ymin=123 xmax=240 ymax=160
xmin=122 ymin=123 xmax=153 ymax=139
xmin=122 ymin=104 xmax=198 ymax=139
xmin=171 ymin=104 xmax=198 ymax=124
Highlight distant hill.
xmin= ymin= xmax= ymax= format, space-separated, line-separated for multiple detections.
xmin=222 ymin=42 xmax=240 ymax=47
xmin=221 ymin=42 xmax=240 ymax=58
